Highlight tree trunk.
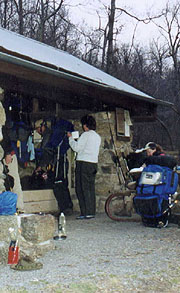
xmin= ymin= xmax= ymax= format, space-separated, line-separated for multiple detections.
xmin=106 ymin=0 xmax=115 ymax=74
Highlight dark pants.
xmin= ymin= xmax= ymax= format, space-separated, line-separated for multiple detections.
xmin=75 ymin=161 xmax=97 ymax=216
xmin=53 ymin=155 xmax=73 ymax=213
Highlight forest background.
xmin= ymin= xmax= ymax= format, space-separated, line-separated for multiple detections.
xmin=0 ymin=0 xmax=179 ymax=151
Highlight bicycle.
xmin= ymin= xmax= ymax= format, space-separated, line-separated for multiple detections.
xmin=105 ymin=166 xmax=141 ymax=222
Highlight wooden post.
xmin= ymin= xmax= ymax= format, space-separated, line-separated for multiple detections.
xmin=55 ymin=103 xmax=62 ymax=118
xmin=33 ymin=98 xmax=39 ymax=113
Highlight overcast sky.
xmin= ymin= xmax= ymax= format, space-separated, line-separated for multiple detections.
xmin=68 ymin=0 xmax=177 ymax=46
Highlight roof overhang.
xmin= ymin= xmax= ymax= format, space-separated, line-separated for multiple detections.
xmin=0 ymin=50 xmax=173 ymax=120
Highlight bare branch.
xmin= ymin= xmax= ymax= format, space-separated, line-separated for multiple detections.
xmin=45 ymin=0 xmax=64 ymax=22
xmin=116 ymin=7 xmax=164 ymax=24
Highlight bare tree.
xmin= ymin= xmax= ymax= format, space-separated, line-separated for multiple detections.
xmin=106 ymin=0 xmax=115 ymax=73
xmin=12 ymin=0 xmax=30 ymax=34
xmin=149 ymin=39 xmax=169 ymax=77
xmin=35 ymin=0 xmax=64 ymax=43
xmin=95 ymin=0 xmax=165 ymax=74
xmin=153 ymin=1 xmax=180 ymax=101
xmin=0 ymin=0 xmax=16 ymax=29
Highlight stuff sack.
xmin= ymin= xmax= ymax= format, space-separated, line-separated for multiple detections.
xmin=136 ymin=164 xmax=178 ymax=196
xmin=0 ymin=191 xmax=17 ymax=215
xmin=133 ymin=193 xmax=169 ymax=218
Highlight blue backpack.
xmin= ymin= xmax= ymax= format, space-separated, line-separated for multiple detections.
xmin=136 ymin=164 xmax=178 ymax=196
xmin=47 ymin=119 xmax=74 ymax=155
xmin=134 ymin=164 xmax=178 ymax=219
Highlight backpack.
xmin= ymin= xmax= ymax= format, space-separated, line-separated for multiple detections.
xmin=133 ymin=164 xmax=178 ymax=220
xmin=47 ymin=119 xmax=74 ymax=155
xmin=136 ymin=164 xmax=178 ymax=196
xmin=0 ymin=191 xmax=17 ymax=215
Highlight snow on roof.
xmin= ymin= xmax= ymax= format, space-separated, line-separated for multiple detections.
xmin=0 ymin=27 xmax=154 ymax=101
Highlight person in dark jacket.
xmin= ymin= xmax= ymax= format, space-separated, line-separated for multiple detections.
xmin=34 ymin=119 xmax=73 ymax=215
xmin=142 ymin=142 xmax=177 ymax=169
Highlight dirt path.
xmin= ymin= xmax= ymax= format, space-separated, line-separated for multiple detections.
xmin=0 ymin=213 xmax=180 ymax=292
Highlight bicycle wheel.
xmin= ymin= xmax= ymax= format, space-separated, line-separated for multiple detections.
xmin=105 ymin=192 xmax=126 ymax=221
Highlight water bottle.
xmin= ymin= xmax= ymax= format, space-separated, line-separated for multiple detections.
xmin=58 ymin=212 xmax=67 ymax=239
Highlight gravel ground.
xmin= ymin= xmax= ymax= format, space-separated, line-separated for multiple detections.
xmin=1 ymin=213 xmax=180 ymax=292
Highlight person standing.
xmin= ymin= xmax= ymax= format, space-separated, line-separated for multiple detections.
xmin=67 ymin=115 xmax=101 ymax=219
xmin=3 ymin=151 xmax=24 ymax=213
xmin=34 ymin=118 xmax=74 ymax=215
xmin=1 ymin=126 xmax=24 ymax=213
xmin=34 ymin=119 xmax=53 ymax=169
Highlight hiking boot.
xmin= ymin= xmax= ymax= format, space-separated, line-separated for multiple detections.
xmin=157 ymin=220 xmax=168 ymax=228
xmin=76 ymin=215 xmax=86 ymax=220
xmin=85 ymin=215 xmax=95 ymax=219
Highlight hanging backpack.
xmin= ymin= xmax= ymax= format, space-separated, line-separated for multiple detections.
xmin=47 ymin=118 xmax=74 ymax=155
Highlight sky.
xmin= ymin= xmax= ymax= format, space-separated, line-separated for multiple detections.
xmin=68 ymin=0 xmax=177 ymax=46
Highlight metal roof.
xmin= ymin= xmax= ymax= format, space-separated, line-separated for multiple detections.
xmin=0 ymin=27 xmax=172 ymax=107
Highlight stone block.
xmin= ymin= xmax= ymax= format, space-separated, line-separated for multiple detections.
xmin=19 ymin=237 xmax=55 ymax=259
xmin=23 ymin=190 xmax=58 ymax=214
xmin=97 ymin=196 xmax=107 ymax=213
xmin=21 ymin=214 xmax=56 ymax=243
xmin=0 ymin=215 xmax=18 ymax=241
xmin=0 ymin=241 xmax=8 ymax=264
xmin=0 ymin=214 xmax=56 ymax=264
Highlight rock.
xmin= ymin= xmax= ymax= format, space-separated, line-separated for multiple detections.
xmin=0 ymin=241 xmax=8 ymax=264
xmin=0 ymin=214 xmax=56 ymax=264
xmin=21 ymin=214 xmax=56 ymax=243
xmin=19 ymin=237 xmax=55 ymax=259
xmin=0 ymin=215 xmax=18 ymax=241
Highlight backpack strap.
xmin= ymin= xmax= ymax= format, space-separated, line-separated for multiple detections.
xmin=170 ymin=171 xmax=175 ymax=187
